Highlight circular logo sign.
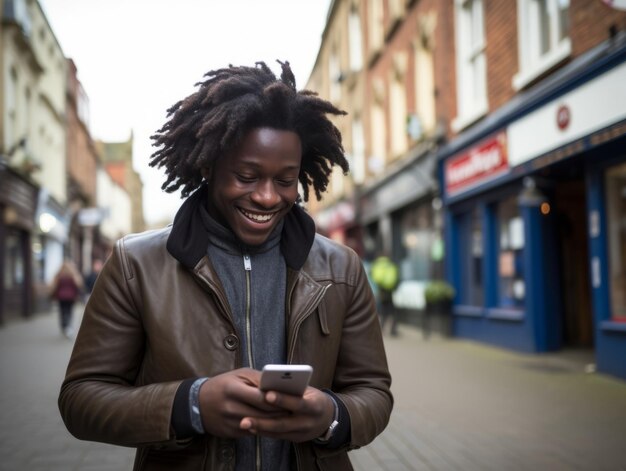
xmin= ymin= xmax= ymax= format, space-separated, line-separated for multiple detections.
xmin=556 ymin=104 xmax=571 ymax=131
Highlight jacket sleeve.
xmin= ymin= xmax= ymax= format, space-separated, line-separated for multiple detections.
xmin=58 ymin=237 xmax=185 ymax=448
xmin=331 ymin=249 xmax=394 ymax=449
xmin=296 ymin=242 xmax=393 ymax=454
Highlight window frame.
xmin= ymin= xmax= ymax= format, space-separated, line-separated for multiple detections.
xmin=452 ymin=0 xmax=488 ymax=132
xmin=348 ymin=4 xmax=364 ymax=72
xmin=389 ymin=54 xmax=408 ymax=158
xmin=351 ymin=117 xmax=366 ymax=185
xmin=413 ymin=24 xmax=437 ymax=136
xmin=367 ymin=0 xmax=384 ymax=56
xmin=513 ymin=0 xmax=572 ymax=90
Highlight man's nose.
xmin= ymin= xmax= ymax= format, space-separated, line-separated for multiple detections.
xmin=251 ymin=180 xmax=281 ymax=207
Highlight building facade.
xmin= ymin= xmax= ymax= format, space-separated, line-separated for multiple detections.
xmin=96 ymin=164 xmax=132 ymax=248
xmin=1 ymin=0 xmax=67 ymax=320
xmin=96 ymin=135 xmax=145 ymax=235
xmin=66 ymin=58 xmax=105 ymax=277
xmin=440 ymin=0 xmax=626 ymax=379
xmin=307 ymin=0 xmax=447 ymax=315
xmin=1 ymin=0 xmax=142 ymax=323
xmin=308 ymin=0 xmax=626 ymax=379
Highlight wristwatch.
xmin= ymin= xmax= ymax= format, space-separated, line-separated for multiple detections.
xmin=315 ymin=395 xmax=339 ymax=443
xmin=318 ymin=418 xmax=339 ymax=442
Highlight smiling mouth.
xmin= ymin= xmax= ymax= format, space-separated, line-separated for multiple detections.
xmin=239 ymin=208 xmax=276 ymax=223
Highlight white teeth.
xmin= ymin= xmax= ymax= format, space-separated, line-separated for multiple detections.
xmin=241 ymin=209 xmax=273 ymax=223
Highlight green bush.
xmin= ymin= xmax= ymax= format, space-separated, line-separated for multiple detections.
xmin=424 ymin=280 xmax=456 ymax=304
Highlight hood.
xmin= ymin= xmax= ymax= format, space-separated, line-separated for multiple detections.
xmin=166 ymin=184 xmax=316 ymax=270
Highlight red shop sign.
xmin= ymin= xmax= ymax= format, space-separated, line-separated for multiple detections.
xmin=445 ymin=131 xmax=509 ymax=196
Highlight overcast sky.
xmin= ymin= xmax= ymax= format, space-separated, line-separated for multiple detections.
xmin=39 ymin=0 xmax=332 ymax=226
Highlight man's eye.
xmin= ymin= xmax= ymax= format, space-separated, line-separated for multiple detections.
xmin=236 ymin=174 xmax=256 ymax=183
xmin=277 ymin=179 xmax=297 ymax=187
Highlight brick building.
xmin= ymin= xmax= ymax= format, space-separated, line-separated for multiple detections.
xmin=307 ymin=0 xmax=626 ymax=379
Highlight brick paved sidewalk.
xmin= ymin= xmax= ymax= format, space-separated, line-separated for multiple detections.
xmin=350 ymin=326 xmax=626 ymax=471
xmin=1 ymin=309 xmax=625 ymax=470
xmin=0 ymin=307 xmax=135 ymax=471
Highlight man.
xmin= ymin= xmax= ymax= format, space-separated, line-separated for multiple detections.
xmin=59 ymin=61 xmax=392 ymax=471
xmin=371 ymin=254 xmax=400 ymax=336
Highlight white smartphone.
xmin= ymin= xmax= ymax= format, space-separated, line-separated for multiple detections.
xmin=260 ymin=364 xmax=313 ymax=396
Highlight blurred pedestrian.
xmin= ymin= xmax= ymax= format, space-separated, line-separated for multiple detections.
xmin=59 ymin=60 xmax=392 ymax=470
xmin=49 ymin=260 xmax=83 ymax=338
xmin=370 ymin=253 xmax=400 ymax=336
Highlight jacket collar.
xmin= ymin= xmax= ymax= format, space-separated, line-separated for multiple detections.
xmin=166 ymin=184 xmax=316 ymax=271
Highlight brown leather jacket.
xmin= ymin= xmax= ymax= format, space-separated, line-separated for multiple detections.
xmin=59 ymin=192 xmax=392 ymax=471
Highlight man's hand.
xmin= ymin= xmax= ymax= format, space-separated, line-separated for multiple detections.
xmin=198 ymin=368 xmax=286 ymax=438
xmin=239 ymin=386 xmax=335 ymax=443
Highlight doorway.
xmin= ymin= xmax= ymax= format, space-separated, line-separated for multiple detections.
xmin=553 ymin=178 xmax=594 ymax=348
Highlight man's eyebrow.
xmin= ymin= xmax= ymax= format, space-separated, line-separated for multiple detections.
xmin=237 ymin=161 xmax=301 ymax=171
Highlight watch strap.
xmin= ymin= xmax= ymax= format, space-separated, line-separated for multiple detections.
xmin=189 ymin=377 xmax=209 ymax=434
xmin=320 ymin=418 xmax=339 ymax=441
xmin=315 ymin=394 xmax=339 ymax=443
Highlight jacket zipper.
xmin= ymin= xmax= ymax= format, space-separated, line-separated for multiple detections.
xmin=243 ymin=254 xmax=254 ymax=369
xmin=243 ymin=254 xmax=262 ymax=471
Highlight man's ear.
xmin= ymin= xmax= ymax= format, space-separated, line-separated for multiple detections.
xmin=201 ymin=167 xmax=211 ymax=181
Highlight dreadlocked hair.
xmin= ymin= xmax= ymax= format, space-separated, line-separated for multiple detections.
xmin=149 ymin=60 xmax=349 ymax=201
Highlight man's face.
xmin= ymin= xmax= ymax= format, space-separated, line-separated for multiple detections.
xmin=204 ymin=127 xmax=302 ymax=246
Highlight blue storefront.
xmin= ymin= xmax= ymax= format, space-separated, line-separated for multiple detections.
xmin=439 ymin=34 xmax=626 ymax=380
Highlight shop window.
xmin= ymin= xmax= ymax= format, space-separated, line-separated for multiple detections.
xmin=498 ymin=196 xmax=525 ymax=309
xmin=392 ymin=203 xmax=441 ymax=311
xmin=4 ymin=230 xmax=25 ymax=290
xmin=363 ymin=222 xmax=381 ymax=259
xmin=605 ymin=162 xmax=626 ymax=321
xmin=514 ymin=0 xmax=571 ymax=90
xmin=470 ymin=207 xmax=484 ymax=305
xmin=397 ymin=203 xmax=436 ymax=282
xmin=460 ymin=207 xmax=484 ymax=306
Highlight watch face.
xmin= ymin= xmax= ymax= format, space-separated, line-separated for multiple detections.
xmin=323 ymin=420 xmax=339 ymax=441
